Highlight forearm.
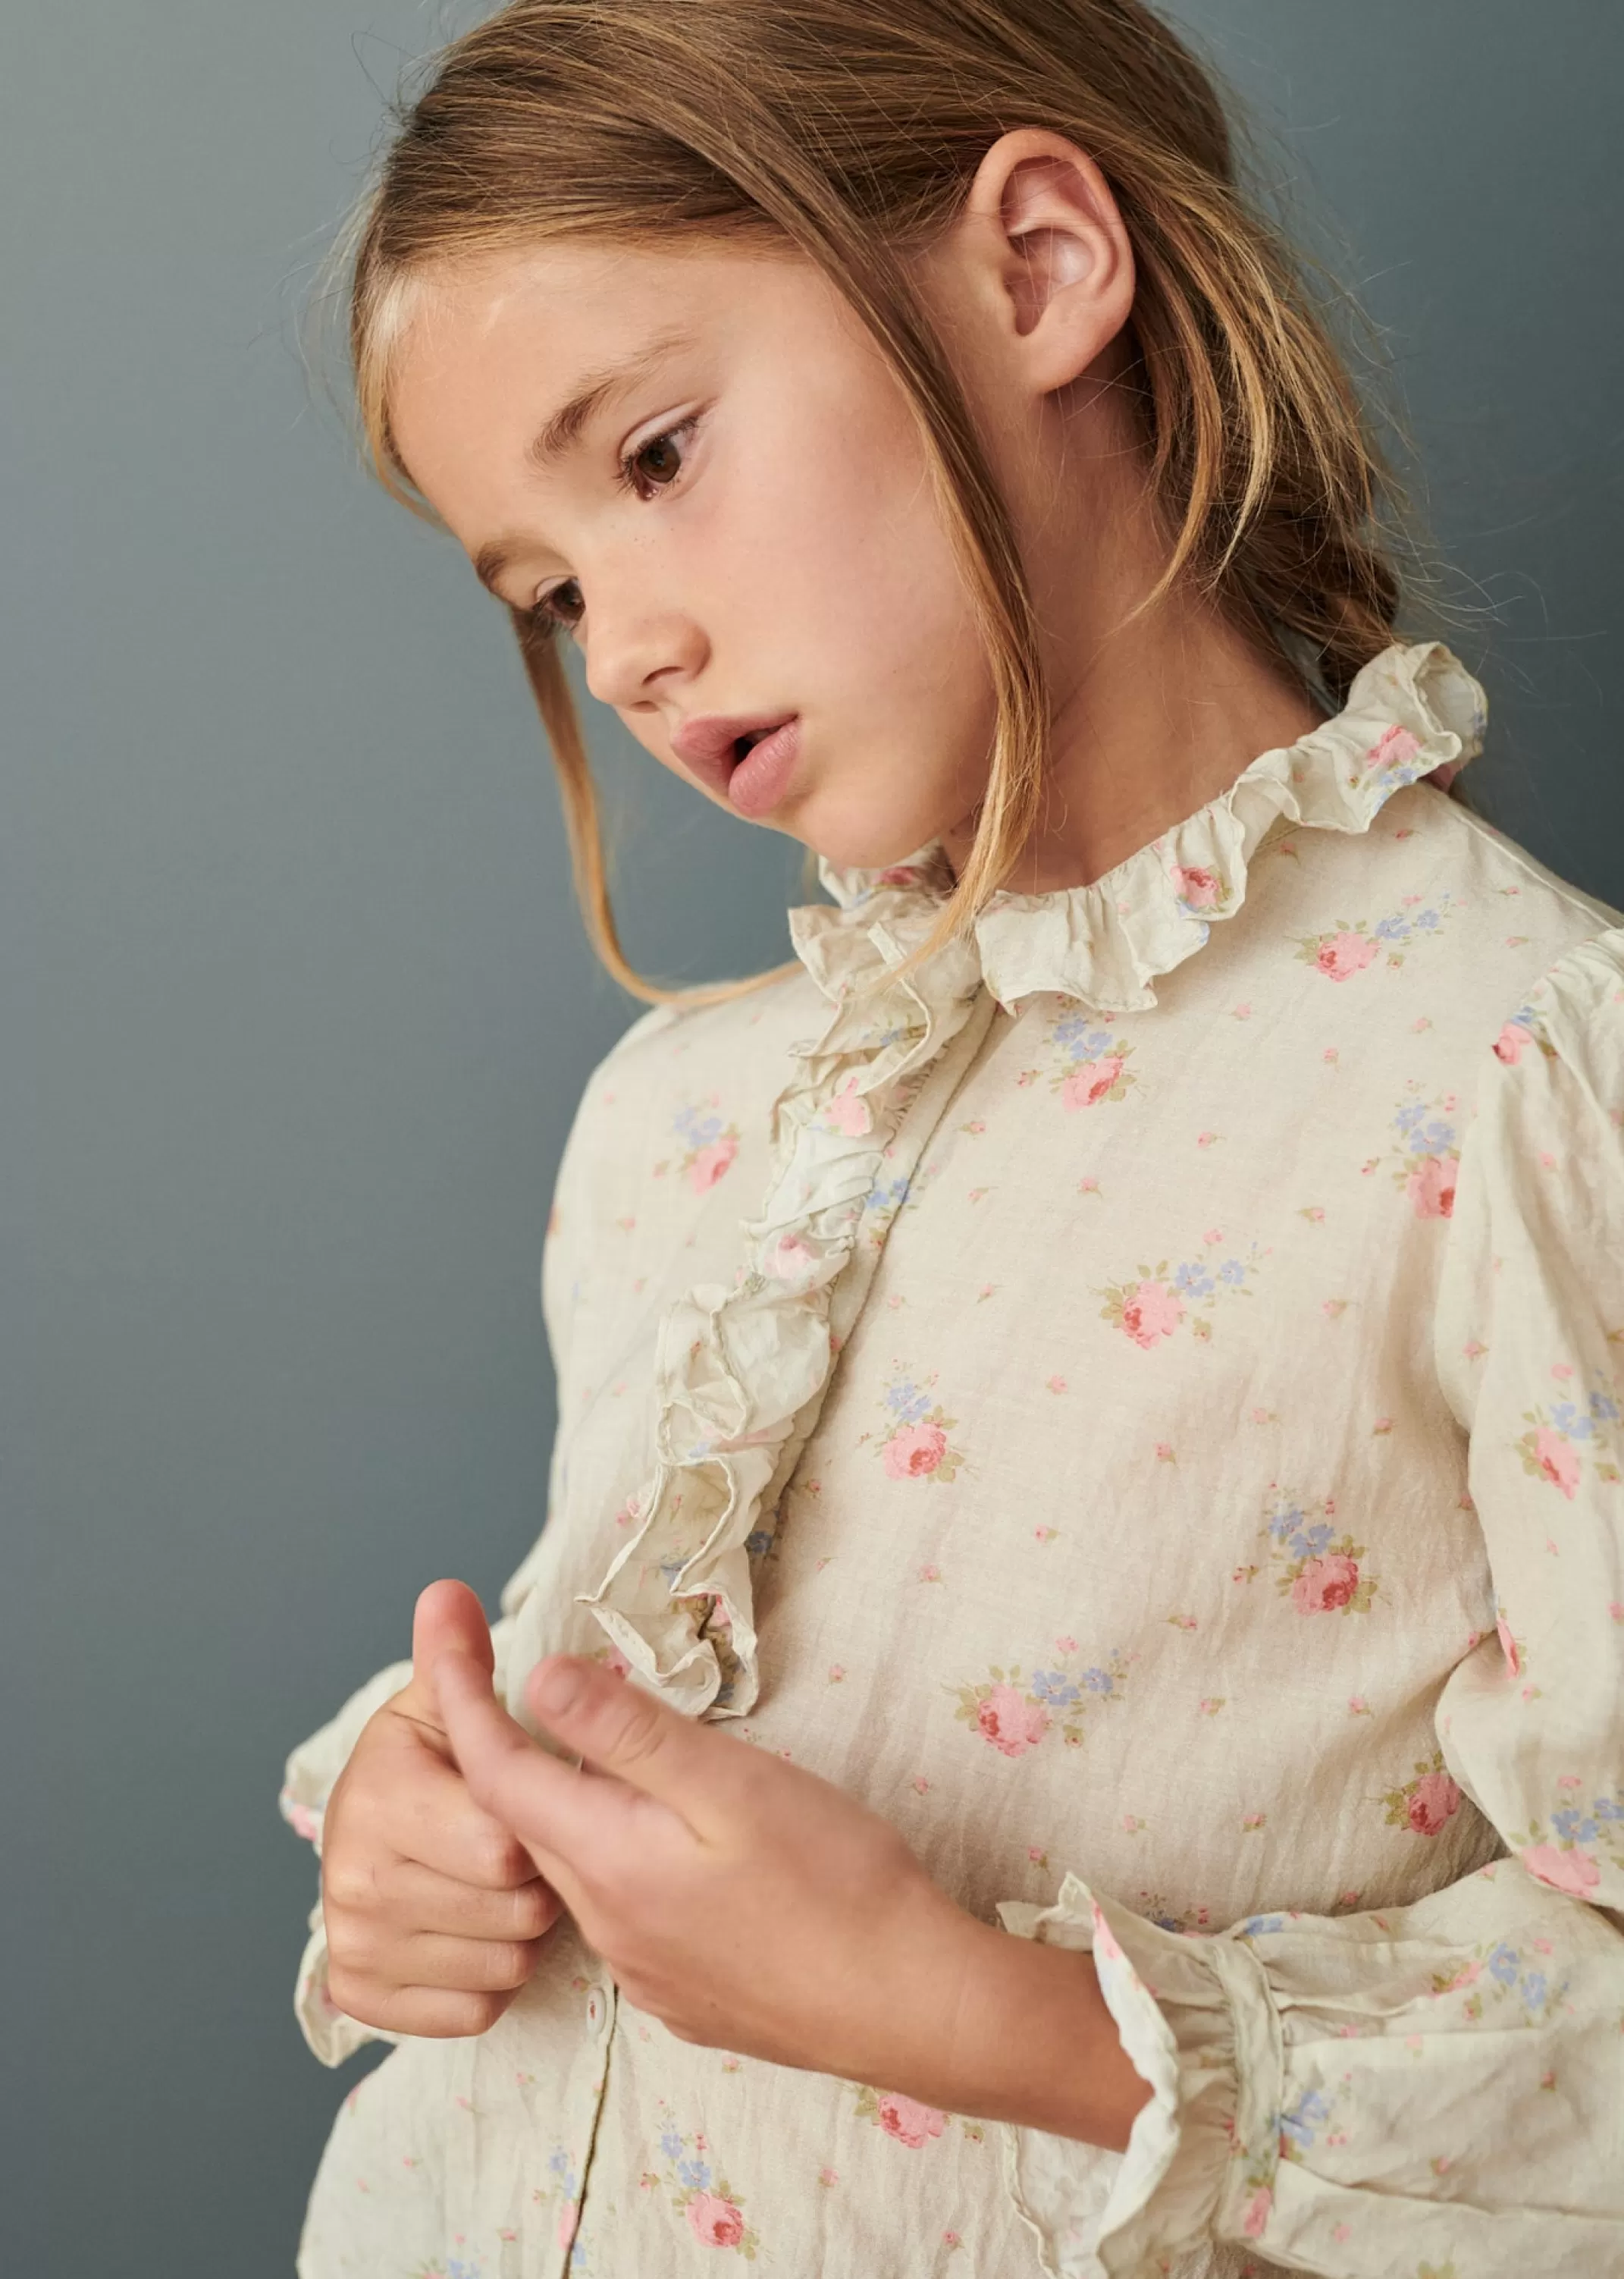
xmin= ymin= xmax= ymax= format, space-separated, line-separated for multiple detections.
xmin=867 ymin=1907 xmax=1152 ymax=2152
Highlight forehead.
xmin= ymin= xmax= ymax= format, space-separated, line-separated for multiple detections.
xmin=389 ymin=238 xmax=794 ymax=484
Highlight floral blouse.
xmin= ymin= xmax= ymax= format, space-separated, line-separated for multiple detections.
xmin=281 ymin=641 xmax=1624 ymax=2279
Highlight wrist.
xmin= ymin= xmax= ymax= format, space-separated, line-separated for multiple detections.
xmin=883 ymin=1905 xmax=1151 ymax=2151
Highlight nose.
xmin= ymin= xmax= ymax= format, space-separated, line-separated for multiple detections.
xmin=580 ymin=582 xmax=706 ymax=717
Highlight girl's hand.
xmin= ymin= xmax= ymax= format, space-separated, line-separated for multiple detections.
xmin=320 ymin=1581 xmax=564 ymax=2038
xmin=429 ymin=1641 xmax=1002 ymax=2096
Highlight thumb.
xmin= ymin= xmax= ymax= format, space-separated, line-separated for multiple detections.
xmin=522 ymin=1655 xmax=740 ymax=1825
xmin=411 ymin=1578 xmax=494 ymax=1719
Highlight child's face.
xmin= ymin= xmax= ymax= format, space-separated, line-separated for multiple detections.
xmin=388 ymin=237 xmax=1000 ymax=871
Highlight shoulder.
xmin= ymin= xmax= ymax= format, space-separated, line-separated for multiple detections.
xmin=550 ymin=959 xmax=823 ymax=1213
xmin=1292 ymin=777 xmax=1623 ymax=1047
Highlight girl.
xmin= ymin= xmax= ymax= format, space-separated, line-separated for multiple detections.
xmin=281 ymin=3 xmax=1624 ymax=2274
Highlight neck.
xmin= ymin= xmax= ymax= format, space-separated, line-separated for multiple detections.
xmin=939 ymin=588 xmax=1331 ymax=901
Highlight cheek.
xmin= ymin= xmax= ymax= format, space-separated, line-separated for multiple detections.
xmin=749 ymin=419 xmax=984 ymax=713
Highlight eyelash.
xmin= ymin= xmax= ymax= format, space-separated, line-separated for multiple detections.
xmin=529 ymin=414 xmax=701 ymax=634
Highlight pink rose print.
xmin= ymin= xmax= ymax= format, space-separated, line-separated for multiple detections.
xmin=1118 ymin=1278 xmax=1184 ymax=1347
xmin=976 ymin=1683 xmax=1050 ymax=1758
xmin=851 ymin=2082 xmax=977 ymax=2150
xmin=1099 ymin=1240 xmax=1265 ymax=1348
xmin=1521 ymin=1843 xmax=1600 ymax=1897
xmin=1297 ymin=895 xmax=1456 ymax=981
xmin=1171 ymin=862 xmax=1221 ymax=910
xmin=1513 ymin=1373 xmax=1621 ymax=1501
xmin=950 ymin=1647 xmax=1132 ymax=1754
xmin=1497 ymin=1613 xmax=1521 ymax=1676
xmin=558 ymin=2200 xmax=580 ymax=2250
xmin=1241 ymin=2186 xmax=1273 ymax=2238
xmin=690 ymin=1137 xmax=738 ymax=1192
xmin=281 ymin=1792 xmax=320 ymax=1844
xmin=883 ymin=1421 xmax=948 ymax=1480
xmin=1381 ymin=1750 xmax=1462 ymax=1838
xmin=1061 ymin=1055 xmax=1124 ymax=1111
xmin=1406 ymin=1155 xmax=1456 ymax=1219
xmin=1406 ymin=1769 xmax=1463 ymax=1837
xmin=824 ymin=1075 xmax=872 ymax=1136
xmin=1364 ymin=723 xmax=1421 ymax=774
xmin=1494 ymin=1021 xmax=1531 ymax=1064
xmin=871 ymin=1370 xmax=967 ymax=1484
xmin=1375 ymin=1088 xmax=1459 ymax=1221
xmin=1043 ymin=1012 xmax=1137 ymax=1111
xmin=669 ymin=1097 xmax=742 ymax=1195
xmin=1258 ymin=1491 xmax=1378 ymax=1614
xmin=1531 ymin=1426 xmax=1580 ymax=1499
xmin=1315 ymin=930 xmax=1379 ymax=982
xmin=1290 ymin=1552 xmax=1362 ymax=1615
xmin=876 ymin=2093 xmax=948 ymax=2149
xmin=652 ymin=2108 xmax=760 ymax=2256
xmin=686 ymin=2193 xmax=746 ymax=2249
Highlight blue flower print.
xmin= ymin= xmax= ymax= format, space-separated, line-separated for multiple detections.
xmin=1278 ymin=2088 xmax=1331 ymax=2153
xmin=1030 ymin=1669 xmax=1082 ymax=1706
xmin=1487 ymin=1942 xmax=1520 ymax=1986
xmin=1036 ymin=1011 xmax=1139 ymax=1111
xmin=883 ymin=1378 xmax=935 ymax=1427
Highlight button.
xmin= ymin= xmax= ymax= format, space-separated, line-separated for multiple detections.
xmin=585 ymin=1985 xmax=608 ymax=2039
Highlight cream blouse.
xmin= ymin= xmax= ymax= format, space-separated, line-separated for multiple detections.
xmin=282 ymin=641 xmax=1624 ymax=2279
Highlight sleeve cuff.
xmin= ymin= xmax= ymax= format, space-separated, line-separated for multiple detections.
xmin=996 ymin=1874 xmax=1281 ymax=2278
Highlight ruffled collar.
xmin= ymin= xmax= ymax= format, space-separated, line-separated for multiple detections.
xmin=571 ymin=639 xmax=1485 ymax=1722
xmin=800 ymin=638 xmax=1486 ymax=1014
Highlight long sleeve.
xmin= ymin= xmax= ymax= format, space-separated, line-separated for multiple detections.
xmin=997 ymin=926 xmax=1624 ymax=2278
xmin=277 ymin=1024 xmax=613 ymax=2064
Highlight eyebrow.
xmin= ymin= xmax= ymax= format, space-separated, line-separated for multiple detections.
xmin=472 ymin=324 xmax=701 ymax=601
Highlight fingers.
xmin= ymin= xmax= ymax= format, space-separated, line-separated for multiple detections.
xmin=325 ymin=1974 xmax=522 ymax=2042
xmin=433 ymin=1646 xmax=627 ymax=1882
xmin=382 ymin=1859 xmax=562 ymax=1942
xmin=522 ymin=1653 xmax=745 ymax=1826
xmin=411 ymin=1578 xmax=494 ymax=1704
xmin=331 ymin=1737 xmax=535 ymax=1892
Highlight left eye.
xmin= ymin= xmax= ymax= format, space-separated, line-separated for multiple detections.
xmin=614 ymin=415 xmax=700 ymax=500
xmin=530 ymin=416 xmax=701 ymax=633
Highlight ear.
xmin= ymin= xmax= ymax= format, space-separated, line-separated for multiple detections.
xmin=952 ymin=127 xmax=1136 ymax=389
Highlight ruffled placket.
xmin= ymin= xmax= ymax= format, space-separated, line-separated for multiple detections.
xmin=575 ymin=883 xmax=998 ymax=1719
xmin=573 ymin=637 xmax=1488 ymax=1720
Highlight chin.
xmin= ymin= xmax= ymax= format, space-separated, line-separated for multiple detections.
xmin=793 ymin=795 xmax=951 ymax=877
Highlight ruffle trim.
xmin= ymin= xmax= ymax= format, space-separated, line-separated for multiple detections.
xmin=573 ymin=899 xmax=989 ymax=1717
xmin=574 ymin=641 xmax=1487 ymax=1719
xmin=996 ymin=1876 xmax=1278 ymax=2278
xmin=817 ymin=639 xmax=1487 ymax=1014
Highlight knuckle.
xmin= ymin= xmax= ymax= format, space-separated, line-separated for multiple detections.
xmin=512 ymin=1881 xmax=560 ymax=1936
xmin=322 ymin=1853 xmax=380 ymax=1912
xmin=324 ymin=1964 xmax=375 ymax=2023
xmin=608 ymin=1699 xmax=666 ymax=1771
xmin=450 ymin=1990 xmax=507 ymax=2036
xmin=474 ymin=1831 xmax=528 ymax=1887
xmin=479 ymin=1940 xmax=535 ymax=1990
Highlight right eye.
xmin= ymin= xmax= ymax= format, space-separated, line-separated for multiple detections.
xmin=531 ymin=580 xmax=584 ymax=634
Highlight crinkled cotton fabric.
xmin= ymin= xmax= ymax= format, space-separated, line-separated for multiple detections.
xmin=282 ymin=642 xmax=1624 ymax=2278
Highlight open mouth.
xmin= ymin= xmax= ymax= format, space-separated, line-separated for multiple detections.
xmin=732 ymin=725 xmax=781 ymax=763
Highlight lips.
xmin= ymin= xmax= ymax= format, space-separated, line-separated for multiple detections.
xmin=670 ymin=711 xmax=798 ymax=799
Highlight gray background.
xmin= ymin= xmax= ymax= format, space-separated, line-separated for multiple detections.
xmin=10 ymin=2 xmax=1621 ymax=2270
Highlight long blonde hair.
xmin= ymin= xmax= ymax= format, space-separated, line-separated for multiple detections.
xmin=322 ymin=0 xmax=1441 ymax=1009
